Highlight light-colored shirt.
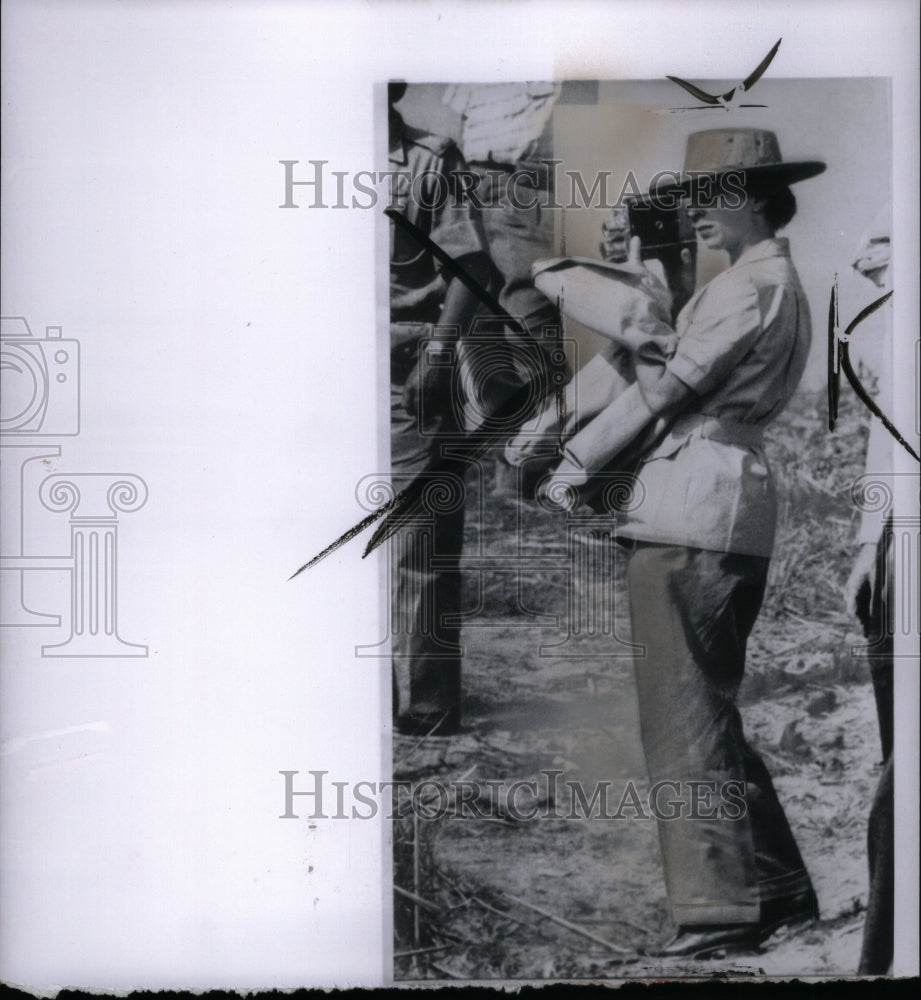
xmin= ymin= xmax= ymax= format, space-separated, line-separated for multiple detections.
xmin=847 ymin=212 xmax=894 ymax=545
xmin=388 ymin=112 xmax=488 ymax=323
xmin=443 ymin=83 xmax=560 ymax=165
xmin=617 ymin=238 xmax=812 ymax=556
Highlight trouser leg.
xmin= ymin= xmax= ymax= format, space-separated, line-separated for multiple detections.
xmin=868 ymin=659 xmax=894 ymax=762
xmin=859 ymin=755 xmax=894 ymax=974
xmin=464 ymin=167 xmax=568 ymax=497
xmin=471 ymin=164 xmax=558 ymax=330
xmin=390 ymin=380 xmax=466 ymax=728
xmin=627 ymin=544 xmax=814 ymax=927
xmin=859 ymin=524 xmax=894 ymax=974
xmin=478 ymin=170 xmax=560 ymax=339
xmin=471 ymin=166 xmax=567 ymax=405
xmin=861 ymin=650 xmax=894 ymax=974
xmin=390 ymin=495 xmax=465 ymax=723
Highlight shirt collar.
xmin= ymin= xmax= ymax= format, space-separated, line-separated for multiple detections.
xmin=733 ymin=237 xmax=790 ymax=268
xmin=677 ymin=237 xmax=791 ymax=331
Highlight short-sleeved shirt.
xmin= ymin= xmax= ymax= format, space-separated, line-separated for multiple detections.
xmin=442 ymin=82 xmax=560 ymax=166
xmin=389 ymin=112 xmax=488 ymax=325
xmin=617 ymin=238 xmax=811 ymax=556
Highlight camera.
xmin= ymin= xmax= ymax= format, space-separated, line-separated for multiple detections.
xmin=627 ymin=198 xmax=696 ymax=262
xmin=0 ymin=317 xmax=80 ymax=436
xmin=626 ymin=199 xmax=698 ymax=321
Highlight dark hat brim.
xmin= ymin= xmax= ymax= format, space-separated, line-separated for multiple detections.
xmin=647 ymin=160 xmax=827 ymax=204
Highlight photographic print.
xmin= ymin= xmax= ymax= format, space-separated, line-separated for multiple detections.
xmin=1 ymin=1 xmax=917 ymax=992
xmin=378 ymin=75 xmax=911 ymax=983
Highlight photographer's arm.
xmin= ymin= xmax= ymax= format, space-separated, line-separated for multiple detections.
xmin=600 ymin=234 xmax=697 ymax=417
xmin=543 ymin=238 xmax=758 ymax=492
xmin=547 ymin=372 xmax=694 ymax=488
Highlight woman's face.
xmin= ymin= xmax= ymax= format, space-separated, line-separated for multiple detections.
xmin=686 ymin=197 xmax=762 ymax=262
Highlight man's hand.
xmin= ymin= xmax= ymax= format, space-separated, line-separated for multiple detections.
xmin=603 ymin=228 xmax=648 ymax=274
xmin=600 ymin=206 xmax=630 ymax=262
xmin=626 ymin=234 xmax=644 ymax=269
xmin=402 ymin=348 xmax=451 ymax=420
xmin=845 ymin=541 xmax=878 ymax=619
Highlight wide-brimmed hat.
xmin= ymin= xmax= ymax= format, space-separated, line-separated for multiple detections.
xmin=649 ymin=128 xmax=826 ymax=203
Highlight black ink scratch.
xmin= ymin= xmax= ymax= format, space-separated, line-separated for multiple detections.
xmin=828 ymin=281 xmax=919 ymax=462
xmin=383 ymin=208 xmax=521 ymax=331
xmin=291 ymin=210 xmax=565 ymax=577
xmin=289 ymin=499 xmax=397 ymax=579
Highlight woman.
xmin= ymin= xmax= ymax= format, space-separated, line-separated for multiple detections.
xmin=573 ymin=129 xmax=826 ymax=958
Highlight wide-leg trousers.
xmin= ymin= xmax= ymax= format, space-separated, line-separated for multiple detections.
xmin=626 ymin=543 xmax=815 ymax=927
xmin=857 ymin=520 xmax=894 ymax=975
xmin=389 ymin=371 xmax=466 ymax=726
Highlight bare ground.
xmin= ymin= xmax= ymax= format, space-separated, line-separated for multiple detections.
xmin=392 ymin=387 xmax=882 ymax=982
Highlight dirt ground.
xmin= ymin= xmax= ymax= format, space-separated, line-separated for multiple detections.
xmin=391 ymin=387 xmax=885 ymax=983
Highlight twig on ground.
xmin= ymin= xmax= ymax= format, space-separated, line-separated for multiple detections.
xmin=503 ymin=891 xmax=634 ymax=954
xmin=772 ymin=634 xmax=820 ymax=658
xmin=394 ymin=883 xmax=442 ymax=914
xmin=797 ymin=469 xmax=838 ymax=497
xmin=429 ymin=961 xmax=465 ymax=980
xmin=394 ymin=764 xmax=479 ymax=819
xmin=470 ymin=895 xmax=534 ymax=928
xmin=434 ymin=869 xmax=471 ymax=906
xmin=759 ymin=746 xmax=794 ymax=771
xmin=394 ymin=712 xmax=452 ymax=768
xmin=782 ymin=609 xmax=846 ymax=631
xmin=609 ymin=916 xmax=655 ymax=937
xmin=394 ymin=944 xmax=454 ymax=959
xmin=433 ymin=927 xmax=484 ymax=948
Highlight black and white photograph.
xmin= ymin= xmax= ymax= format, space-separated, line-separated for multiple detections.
xmin=382 ymin=75 xmax=913 ymax=982
xmin=1 ymin=1 xmax=917 ymax=992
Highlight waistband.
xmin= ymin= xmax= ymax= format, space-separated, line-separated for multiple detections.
xmin=668 ymin=413 xmax=765 ymax=448
xmin=469 ymin=159 xmax=555 ymax=192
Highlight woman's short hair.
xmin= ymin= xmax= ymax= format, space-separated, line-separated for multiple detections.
xmin=753 ymin=184 xmax=797 ymax=231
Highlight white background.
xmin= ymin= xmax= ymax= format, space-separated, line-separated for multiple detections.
xmin=1 ymin=0 xmax=918 ymax=991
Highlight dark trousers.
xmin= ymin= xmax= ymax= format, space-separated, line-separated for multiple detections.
xmin=389 ymin=376 xmax=465 ymax=725
xmin=627 ymin=544 xmax=815 ymax=927
xmin=857 ymin=525 xmax=894 ymax=975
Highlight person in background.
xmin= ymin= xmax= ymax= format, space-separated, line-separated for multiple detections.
xmin=842 ymin=208 xmax=894 ymax=975
xmin=388 ymin=82 xmax=492 ymax=737
xmin=443 ymin=83 xmax=567 ymax=483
